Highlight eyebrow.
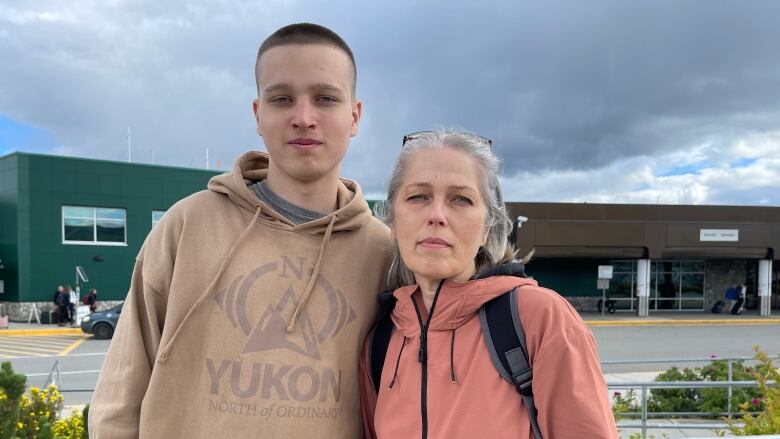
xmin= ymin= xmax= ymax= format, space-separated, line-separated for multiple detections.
xmin=404 ymin=182 xmax=479 ymax=193
xmin=263 ymin=82 xmax=345 ymax=94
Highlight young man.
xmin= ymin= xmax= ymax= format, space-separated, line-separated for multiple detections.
xmin=89 ymin=23 xmax=393 ymax=438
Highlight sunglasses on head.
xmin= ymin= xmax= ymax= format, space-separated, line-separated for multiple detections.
xmin=401 ymin=131 xmax=493 ymax=149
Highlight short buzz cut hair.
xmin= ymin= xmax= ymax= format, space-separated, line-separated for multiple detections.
xmin=255 ymin=23 xmax=357 ymax=97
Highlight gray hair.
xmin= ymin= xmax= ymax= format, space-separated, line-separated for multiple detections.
xmin=375 ymin=130 xmax=515 ymax=290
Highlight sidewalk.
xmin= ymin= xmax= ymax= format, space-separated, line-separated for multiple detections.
xmin=2 ymin=310 xmax=779 ymax=335
xmin=582 ymin=310 xmax=780 ymax=326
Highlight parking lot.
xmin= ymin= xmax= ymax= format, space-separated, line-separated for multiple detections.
xmin=1 ymin=317 xmax=779 ymax=435
xmin=3 ymin=333 xmax=110 ymax=407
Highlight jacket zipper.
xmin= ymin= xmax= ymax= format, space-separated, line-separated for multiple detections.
xmin=411 ymin=279 xmax=445 ymax=439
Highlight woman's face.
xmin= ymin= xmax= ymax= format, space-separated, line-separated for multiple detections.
xmin=393 ymin=146 xmax=490 ymax=286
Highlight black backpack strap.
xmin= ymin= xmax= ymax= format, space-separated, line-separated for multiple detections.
xmin=368 ymin=314 xmax=394 ymax=393
xmin=368 ymin=301 xmax=396 ymax=393
xmin=480 ymin=288 xmax=543 ymax=439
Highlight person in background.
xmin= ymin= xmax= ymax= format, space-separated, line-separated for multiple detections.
xmin=85 ymin=288 xmax=98 ymax=313
xmin=53 ymin=285 xmax=67 ymax=326
xmin=67 ymin=285 xmax=78 ymax=325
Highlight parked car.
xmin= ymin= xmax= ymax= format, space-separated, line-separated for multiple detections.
xmin=81 ymin=302 xmax=123 ymax=339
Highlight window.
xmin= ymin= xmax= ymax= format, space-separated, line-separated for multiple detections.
xmin=152 ymin=210 xmax=166 ymax=228
xmin=62 ymin=206 xmax=126 ymax=245
xmin=649 ymin=260 xmax=705 ymax=311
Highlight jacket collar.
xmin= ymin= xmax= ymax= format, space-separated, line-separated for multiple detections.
xmin=390 ymin=263 xmax=538 ymax=335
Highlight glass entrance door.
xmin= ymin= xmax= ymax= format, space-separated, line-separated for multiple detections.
xmin=649 ymin=261 xmax=705 ymax=311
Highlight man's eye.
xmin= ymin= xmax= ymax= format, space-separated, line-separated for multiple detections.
xmin=270 ymin=96 xmax=292 ymax=104
xmin=317 ymin=96 xmax=339 ymax=103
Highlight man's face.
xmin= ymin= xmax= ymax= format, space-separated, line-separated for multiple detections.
xmin=253 ymin=44 xmax=361 ymax=185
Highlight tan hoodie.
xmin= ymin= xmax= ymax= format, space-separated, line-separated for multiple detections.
xmin=359 ymin=270 xmax=618 ymax=439
xmin=90 ymin=151 xmax=393 ymax=438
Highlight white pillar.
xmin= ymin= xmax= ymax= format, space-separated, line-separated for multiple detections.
xmin=758 ymin=259 xmax=772 ymax=316
xmin=636 ymin=259 xmax=651 ymax=317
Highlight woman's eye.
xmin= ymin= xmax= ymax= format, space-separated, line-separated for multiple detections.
xmin=406 ymin=194 xmax=428 ymax=202
xmin=453 ymin=195 xmax=473 ymax=205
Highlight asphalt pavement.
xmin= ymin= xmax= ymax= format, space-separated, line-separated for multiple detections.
xmin=1 ymin=312 xmax=778 ymax=438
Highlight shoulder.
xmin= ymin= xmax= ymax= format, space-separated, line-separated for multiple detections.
xmin=138 ymin=189 xmax=236 ymax=270
xmin=164 ymin=190 xmax=231 ymax=220
xmin=349 ymin=215 xmax=393 ymax=251
xmin=514 ymin=285 xmax=592 ymax=359
xmin=362 ymin=215 xmax=392 ymax=240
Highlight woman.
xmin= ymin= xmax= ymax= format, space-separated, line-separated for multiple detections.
xmin=359 ymin=130 xmax=617 ymax=438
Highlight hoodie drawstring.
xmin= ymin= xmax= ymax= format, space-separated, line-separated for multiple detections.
xmin=158 ymin=205 xmax=262 ymax=363
xmin=450 ymin=328 xmax=457 ymax=384
xmin=388 ymin=336 xmax=407 ymax=390
xmin=286 ymin=213 xmax=339 ymax=333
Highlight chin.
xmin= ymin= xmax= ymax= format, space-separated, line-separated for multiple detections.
xmin=409 ymin=264 xmax=461 ymax=282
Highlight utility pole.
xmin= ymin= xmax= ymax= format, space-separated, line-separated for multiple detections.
xmin=206 ymin=147 xmax=210 ymax=170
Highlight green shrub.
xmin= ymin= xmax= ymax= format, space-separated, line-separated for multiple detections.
xmin=723 ymin=346 xmax=780 ymax=434
xmin=646 ymin=358 xmax=763 ymax=417
xmin=648 ymin=366 xmax=701 ymax=413
xmin=16 ymin=385 xmax=64 ymax=439
xmin=53 ymin=409 xmax=85 ymax=439
xmin=612 ymin=389 xmax=640 ymax=420
xmin=81 ymin=404 xmax=89 ymax=439
xmin=0 ymin=362 xmax=27 ymax=439
xmin=0 ymin=361 xmax=87 ymax=439
xmin=698 ymin=359 xmax=761 ymax=415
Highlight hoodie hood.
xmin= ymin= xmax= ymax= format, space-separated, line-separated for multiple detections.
xmin=207 ymin=150 xmax=373 ymax=234
xmin=390 ymin=263 xmax=538 ymax=335
xmin=158 ymin=151 xmax=379 ymax=358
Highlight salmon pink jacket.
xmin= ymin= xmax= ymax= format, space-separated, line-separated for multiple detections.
xmin=359 ymin=266 xmax=618 ymax=438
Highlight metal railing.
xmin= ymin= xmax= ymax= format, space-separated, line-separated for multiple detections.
xmin=604 ymin=355 xmax=780 ymax=437
xmin=39 ymin=359 xmax=96 ymax=393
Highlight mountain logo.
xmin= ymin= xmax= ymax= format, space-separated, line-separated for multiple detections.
xmin=213 ymin=256 xmax=357 ymax=360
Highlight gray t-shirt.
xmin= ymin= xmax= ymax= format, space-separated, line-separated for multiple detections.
xmin=250 ymin=180 xmax=326 ymax=225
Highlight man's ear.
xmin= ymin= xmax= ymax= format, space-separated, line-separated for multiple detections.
xmin=350 ymin=99 xmax=362 ymax=137
xmin=252 ymin=99 xmax=263 ymax=136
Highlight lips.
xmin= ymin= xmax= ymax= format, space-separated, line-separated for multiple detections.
xmin=288 ymin=138 xmax=322 ymax=148
xmin=418 ymin=237 xmax=451 ymax=248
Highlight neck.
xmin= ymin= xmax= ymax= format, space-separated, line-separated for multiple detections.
xmin=415 ymin=265 xmax=476 ymax=311
xmin=265 ymin=167 xmax=340 ymax=213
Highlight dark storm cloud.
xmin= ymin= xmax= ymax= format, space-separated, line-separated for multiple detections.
xmin=340 ymin=0 xmax=780 ymax=189
xmin=2 ymin=0 xmax=779 ymax=199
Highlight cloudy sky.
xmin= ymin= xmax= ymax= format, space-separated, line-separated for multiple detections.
xmin=2 ymin=0 xmax=779 ymax=205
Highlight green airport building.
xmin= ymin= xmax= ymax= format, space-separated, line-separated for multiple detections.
xmin=0 ymin=152 xmax=219 ymax=314
xmin=1 ymin=152 xmax=778 ymax=320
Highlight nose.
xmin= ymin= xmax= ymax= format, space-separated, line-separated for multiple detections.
xmin=291 ymin=100 xmax=316 ymax=129
xmin=426 ymin=201 xmax=448 ymax=227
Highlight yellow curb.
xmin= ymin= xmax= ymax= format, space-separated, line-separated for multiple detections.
xmin=0 ymin=328 xmax=85 ymax=336
xmin=588 ymin=319 xmax=780 ymax=327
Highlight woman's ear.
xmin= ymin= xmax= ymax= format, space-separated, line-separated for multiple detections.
xmin=480 ymin=225 xmax=490 ymax=246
